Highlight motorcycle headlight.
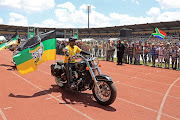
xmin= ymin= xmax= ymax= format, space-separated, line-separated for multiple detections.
xmin=91 ymin=57 xmax=99 ymax=67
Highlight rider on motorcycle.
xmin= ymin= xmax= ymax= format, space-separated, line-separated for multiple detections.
xmin=63 ymin=37 xmax=90 ymax=88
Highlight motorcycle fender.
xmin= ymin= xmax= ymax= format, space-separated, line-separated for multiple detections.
xmin=95 ymin=74 xmax=113 ymax=82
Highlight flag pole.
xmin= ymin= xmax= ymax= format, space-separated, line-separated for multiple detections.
xmin=147 ymin=34 xmax=152 ymax=42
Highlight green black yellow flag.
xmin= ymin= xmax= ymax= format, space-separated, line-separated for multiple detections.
xmin=13 ymin=31 xmax=56 ymax=74
xmin=0 ymin=32 xmax=18 ymax=50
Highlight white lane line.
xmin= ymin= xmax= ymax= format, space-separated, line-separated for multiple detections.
xmin=56 ymin=95 xmax=62 ymax=97
xmin=157 ymin=77 xmax=180 ymax=120
xmin=103 ymin=65 xmax=177 ymax=79
xmin=103 ymin=70 xmax=180 ymax=88
xmin=2 ymin=66 xmax=93 ymax=120
xmin=0 ymin=108 xmax=7 ymax=120
xmin=46 ymin=97 xmax=52 ymax=100
xmin=4 ymin=107 xmax=12 ymax=110
xmin=37 ymin=69 xmax=51 ymax=75
xmin=115 ymin=81 xmax=180 ymax=100
xmin=117 ymin=97 xmax=179 ymax=120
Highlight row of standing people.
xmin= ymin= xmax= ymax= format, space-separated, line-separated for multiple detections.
xmin=117 ymin=40 xmax=180 ymax=70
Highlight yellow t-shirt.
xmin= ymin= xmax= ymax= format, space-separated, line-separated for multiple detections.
xmin=64 ymin=45 xmax=82 ymax=63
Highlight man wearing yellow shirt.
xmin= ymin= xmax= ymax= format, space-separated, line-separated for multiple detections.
xmin=63 ymin=37 xmax=90 ymax=88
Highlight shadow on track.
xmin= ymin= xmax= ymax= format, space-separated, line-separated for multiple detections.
xmin=0 ymin=64 xmax=17 ymax=70
xmin=9 ymin=85 xmax=116 ymax=112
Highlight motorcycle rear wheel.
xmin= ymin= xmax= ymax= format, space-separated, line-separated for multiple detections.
xmin=92 ymin=81 xmax=116 ymax=106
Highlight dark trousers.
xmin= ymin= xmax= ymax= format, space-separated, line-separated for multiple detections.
xmin=117 ymin=52 xmax=123 ymax=64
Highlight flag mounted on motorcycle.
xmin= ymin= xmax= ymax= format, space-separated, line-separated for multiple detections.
xmin=13 ymin=31 xmax=56 ymax=74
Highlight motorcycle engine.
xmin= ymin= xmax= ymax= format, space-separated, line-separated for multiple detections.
xmin=75 ymin=61 xmax=86 ymax=71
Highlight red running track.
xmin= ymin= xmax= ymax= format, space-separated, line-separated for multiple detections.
xmin=0 ymin=49 xmax=180 ymax=120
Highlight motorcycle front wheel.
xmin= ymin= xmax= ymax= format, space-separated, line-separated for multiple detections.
xmin=92 ymin=81 xmax=117 ymax=106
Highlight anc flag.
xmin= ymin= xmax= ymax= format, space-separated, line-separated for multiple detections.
xmin=6 ymin=32 xmax=18 ymax=46
xmin=152 ymin=27 xmax=166 ymax=40
xmin=0 ymin=32 xmax=18 ymax=50
xmin=0 ymin=42 xmax=7 ymax=50
xmin=13 ymin=31 xmax=56 ymax=74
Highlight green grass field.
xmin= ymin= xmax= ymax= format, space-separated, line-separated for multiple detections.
xmin=98 ymin=57 xmax=179 ymax=70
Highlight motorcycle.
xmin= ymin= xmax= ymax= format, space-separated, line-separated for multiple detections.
xmin=50 ymin=49 xmax=117 ymax=106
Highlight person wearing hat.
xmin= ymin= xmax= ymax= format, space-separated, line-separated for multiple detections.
xmin=63 ymin=37 xmax=90 ymax=88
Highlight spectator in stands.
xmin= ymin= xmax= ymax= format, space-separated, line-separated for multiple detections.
xmin=116 ymin=39 xmax=125 ymax=65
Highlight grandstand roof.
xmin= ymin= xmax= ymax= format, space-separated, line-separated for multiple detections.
xmin=0 ymin=20 xmax=180 ymax=34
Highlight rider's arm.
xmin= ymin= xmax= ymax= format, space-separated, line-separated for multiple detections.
xmin=65 ymin=51 xmax=69 ymax=56
xmin=80 ymin=50 xmax=90 ymax=55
